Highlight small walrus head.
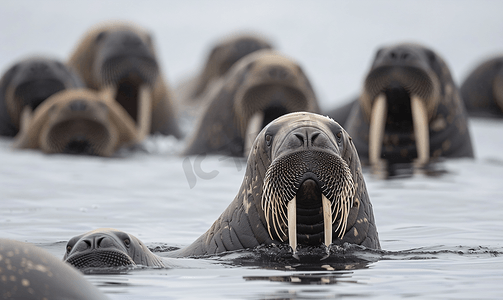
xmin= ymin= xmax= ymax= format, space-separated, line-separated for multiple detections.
xmin=69 ymin=22 xmax=159 ymax=89
xmin=360 ymin=43 xmax=445 ymax=167
xmin=248 ymin=112 xmax=377 ymax=252
xmin=193 ymin=33 xmax=273 ymax=98
xmin=14 ymin=89 xmax=139 ymax=157
xmin=64 ymin=228 xmax=164 ymax=269
xmin=0 ymin=57 xmax=83 ymax=130
xmin=232 ymin=50 xmax=319 ymax=153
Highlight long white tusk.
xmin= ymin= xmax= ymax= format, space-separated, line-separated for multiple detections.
xmin=137 ymin=85 xmax=152 ymax=142
xmin=287 ymin=197 xmax=297 ymax=254
xmin=100 ymin=86 xmax=117 ymax=103
xmin=322 ymin=194 xmax=332 ymax=248
xmin=411 ymin=96 xmax=429 ymax=167
xmin=244 ymin=111 xmax=264 ymax=157
xmin=369 ymin=93 xmax=387 ymax=167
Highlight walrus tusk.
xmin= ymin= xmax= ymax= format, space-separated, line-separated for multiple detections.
xmin=411 ymin=96 xmax=429 ymax=167
xmin=137 ymin=85 xmax=152 ymax=142
xmin=369 ymin=94 xmax=387 ymax=167
xmin=322 ymin=194 xmax=332 ymax=248
xmin=287 ymin=197 xmax=297 ymax=254
xmin=244 ymin=111 xmax=264 ymax=157
xmin=100 ymin=86 xmax=117 ymax=103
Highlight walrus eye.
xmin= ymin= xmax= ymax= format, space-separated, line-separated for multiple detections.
xmin=124 ymin=238 xmax=130 ymax=247
xmin=66 ymin=245 xmax=72 ymax=252
xmin=336 ymin=131 xmax=342 ymax=140
xmin=265 ymin=134 xmax=272 ymax=146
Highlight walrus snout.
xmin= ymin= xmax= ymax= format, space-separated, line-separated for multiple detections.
xmin=65 ymin=232 xmax=136 ymax=268
xmin=64 ymin=229 xmax=166 ymax=269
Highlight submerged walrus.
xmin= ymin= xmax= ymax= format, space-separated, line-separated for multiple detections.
xmin=177 ymin=33 xmax=273 ymax=106
xmin=63 ymin=228 xmax=165 ymax=269
xmin=327 ymin=43 xmax=474 ymax=170
xmin=0 ymin=56 xmax=83 ymax=137
xmin=0 ymin=238 xmax=109 ymax=300
xmin=13 ymin=89 xmax=139 ymax=156
xmin=183 ymin=50 xmax=320 ymax=156
xmin=68 ymin=22 xmax=181 ymax=140
xmin=460 ymin=55 xmax=503 ymax=118
xmin=178 ymin=112 xmax=379 ymax=256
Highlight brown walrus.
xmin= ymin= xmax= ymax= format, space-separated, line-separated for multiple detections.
xmin=0 ymin=56 xmax=84 ymax=137
xmin=183 ymin=50 xmax=320 ymax=157
xmin=0 ymin=238 xmax=109 ymax=300
xmin=326 ymin=43 xmax=474 ymax=172
xmin=460 ymin=55 xmax=503 ymax=118
xmin=13 ymin=89 xmax=139 ymax=156
xmin=67 ymin=22 xmax=181 ymax=140
xmin=63 ymin=228 xmax=165 ymax=269
xmin=176 ymin=33 xmax=273 ymax=107
xmin=176 ymin=112 xmax=379 ymax=256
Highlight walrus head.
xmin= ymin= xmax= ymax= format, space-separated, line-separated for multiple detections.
xmin=192 ymin=34 xmax=273 ymax=98
xmin=254 ymin=112 xmax=375 ymax=253
xmin=360 ymin=43 xmax=443 ymax=167
xmin=0 ymin=57 xmax=83 ymax=130
xmin=68 ymin=23 xmax=159 ymax=132
xmin=13 ymin=89 xmax=139 ymax=157
xmin=177 ymin=112 xmax=379 ymax=257
xmin=232 ymin=50 xmax=319 ymax=154
xmin=64 ymin=228 xmax=165 ymax=269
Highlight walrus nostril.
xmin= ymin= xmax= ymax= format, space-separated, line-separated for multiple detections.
xmin=68 ymin=100 xmax=87 ymax=111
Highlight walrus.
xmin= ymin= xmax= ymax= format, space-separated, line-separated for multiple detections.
xmin=460 ymin=55 xmax=503 ymax=118
xmin=0 ymin=56 xmax=84 ymax=137
xmin=67 ymin=22 xmax=181 ymax=140
xmin=175 ymin=112 xmax=380 ymax=256
xmin=63 ymin=228 xmax=165 ymax=269
xmin=0 ymin=238 xmax=109 ymax=300
xmin=327 ymin=43 xmax=474 ymax=170
xmin=183 ymin=50 xmax=320 ymax=157
xmin=177 ymin=33 xmax=273 ymax=106
xmin=13 ymin=89 xmax=139 ymax=156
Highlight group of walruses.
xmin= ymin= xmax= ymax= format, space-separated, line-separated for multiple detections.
xmin=1 ymin=21 xmax=502 ymax=299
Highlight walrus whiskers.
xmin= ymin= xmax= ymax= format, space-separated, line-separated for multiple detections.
xmin=261 ymin=150 xmax=355 ymax=253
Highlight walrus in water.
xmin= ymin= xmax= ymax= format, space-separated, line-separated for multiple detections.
xmin=460 ymin=55 xmax=503 ymax=118
xmin=0 ymin=56 xmax=83 ymax=137
xmin=68 ymin=22 xmax=181 ymax=140
xmin=177 ymin=33 xmax=273 ymax=106
xmin=13 ymin=89 xmax=139 ymax=156
xmin=326 ymin=43 xmax=474 ymax=171
xmin=177 ymin=112 xmax=379 ymax=256
xmin=0 ymin=238 xmax=109 ymax=300
xmin=183 ymin=50 xmax=320 ymax=157
xmin=63 ymin=228 xmax=165 ymax=269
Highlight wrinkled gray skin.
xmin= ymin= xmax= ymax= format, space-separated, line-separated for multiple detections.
xmin=460 ymin=55 xmax=503 ymax=118
xmin=0 ymin=238 xmax=109 ymax=300
xmin=0 ymin=57 xmax=84 ymax=136
xmin=64 ymin=228 xmax=165 ymax=269
xmin=172 ymin=112 xmax=380 ymax=257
